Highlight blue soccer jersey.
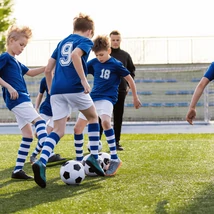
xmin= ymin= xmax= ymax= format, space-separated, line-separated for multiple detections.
xmin=204 ymin=62 xmax=214 ymax=81
xmin=50 ymin=34 xmax=93 ymax=95
xmin=39 ymin=77 xmax=52 ymax=117
xmin=87 ymin=57 xmax=130 ymax=104
xmin=0 ymin=52 xmax=30 ymax=110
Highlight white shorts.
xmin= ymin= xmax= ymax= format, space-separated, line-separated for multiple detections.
xmin=51 ymin=92 xmax=93 ymax=121
xmin=40 ymin=113 xmax=53 ymax=128
xmin=79 ymin=100 xmax=113 ymax=121
xmin=11 ymin=102 xmax=41 ymax=129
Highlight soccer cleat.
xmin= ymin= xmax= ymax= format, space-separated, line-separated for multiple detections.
xmin=86 ymin=154 xmax=105 ymax=176
xmin=30 ymin=155 xmax=37 ymax=164
xmin=32 ymin=160 xmax=46 ymax=188
xmin=48 ymin=154 xmax=66 ymax=163
xmin=116 ymin=143 xmax=124 ymax=151
xmin=11 ymin=170 xmax=33 ymax=180
xmin=105 ymin=159 xmax=122 ymax=176
xmin=46 ymin=154 xmax=69 ymax=167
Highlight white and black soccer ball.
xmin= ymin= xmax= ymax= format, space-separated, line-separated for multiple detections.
xmin=87 ymin=140 xmax=102 ymax=152
xmin=60 ymin=160 xmax=85 ymax=185
xmin=98 ymin=152 xmax=111 ymax=171
xmin=82 ymin=154 xmax=103 ymax=176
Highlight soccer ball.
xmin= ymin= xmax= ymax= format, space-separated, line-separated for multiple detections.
xmin=87 ymin=140 xmax=102 ymax=152
xmin=98 ymin=152 xmax=111 ymax=171
xmin=60 ymin=160 xmax=85 ymax=185
xmin=82 ymin=154 xmax=103 ymax=176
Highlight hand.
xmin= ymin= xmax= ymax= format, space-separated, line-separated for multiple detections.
xmin=81 ymin=79 xmax=91 ymax=94
xmin=186 ymin=108 xmax=196 ymax=125
xmin=8 ymin=87 xmax=19 ymax=100
xmin=133 ymin=97 xmax=141 ymax=109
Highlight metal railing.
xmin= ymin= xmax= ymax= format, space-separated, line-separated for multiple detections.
xmin=16 ymin=36 xmax=214 ymax=66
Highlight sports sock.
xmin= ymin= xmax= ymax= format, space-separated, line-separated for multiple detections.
xmin=104 ymin=128 xmax=118 ymax=160
xmin=40 ymin=132 xmax=60 ymax=166
xmin=32 ymin=120 xmax=47 ymax=156
xmin=13 ymin=137 xmax=33 ymax=173
xmin=31 ymin=139 xmax=43 ymax=157
xmin=74 ymin=133 xmax=84 ymax=161
xmin=88 ymin=123 xmax=100 ymax=160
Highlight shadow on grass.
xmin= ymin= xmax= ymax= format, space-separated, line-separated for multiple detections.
xmin=155 ymin=183 xmax=214 ymax=214
xmin=0 ymin=159 xmax=107 ymax=214
xmin=0 ymin=172 xmax=106 ymax=213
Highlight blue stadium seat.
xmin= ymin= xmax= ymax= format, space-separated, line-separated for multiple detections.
xmin=154 ymin=79 xmax=165 ymax=83
xmin=128 ymin=91 xmax=152 ymax=95
xmin=177 ymin=102 xmax=189 ymax=107
xmin=141 ymin=79 xmax=153 ymax=83
xmin=165 ymin=91 xmax=177 ymax=95
xmin=196 ymin=102 xmax=203 ymax=106
xmin=191 ymin=78 xmax=201 ymax=82
xmin=164 ymin=103 xmax=177 ymax=107
xmin=151 ymin=103 xmax=163 ymax=107
xmin=178 ymin=90 xmax=194 ymax=95
xmin=166 ymin=79 xmax=177 ymax=82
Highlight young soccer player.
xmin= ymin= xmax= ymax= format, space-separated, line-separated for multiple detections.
xmin=99 ymin=30 xmax=136 ymax=151
xmin=30 ymin=76 xmax=66 ymax=165
xmin=0 ymin=26 xmax=47 ymax=180
xmin=32 ymin=13 xmax=104 ymax=188
xmin=186 ymin=63 xmax=214 ymax=124
xmin=73 ymin=35 xmax=141 ymax=176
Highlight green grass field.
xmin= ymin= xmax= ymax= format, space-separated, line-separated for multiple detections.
xmin=1 ymin=133 xmax=214 ymax=214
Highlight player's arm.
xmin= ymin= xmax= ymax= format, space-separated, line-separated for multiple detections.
xmin=71 ymin=47 xmax=90 ymax=94
xmin=45 ymin=58 xmax=56 ymax=93
xmin=186 ymin=77 xmax=210 ymax=125
xmin=124 ymin=74 xmax=141 ymax=109
xmin=26 ymin=66 xmax=46 ymax=77
xmin=0 ymin=77 xmax=19 ymax=100
xmin=35 ymin=93 xmax=43 ymax=112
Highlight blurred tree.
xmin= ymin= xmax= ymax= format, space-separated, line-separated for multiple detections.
xmin=0 ymin=0 xmax=15 ymax=53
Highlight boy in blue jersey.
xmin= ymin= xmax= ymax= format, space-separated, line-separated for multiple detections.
xmin=32 ymin=13 xmax=104 ymax=188
xmin=0 ymin=26 xmax=47 ymax=180
xmin=30 ymin=76 xmax=67 ymax=165
xmin=186 ymin=63 xmax=214 ymax=124
xmin=73 ymin=35 xmax=141 ymax=176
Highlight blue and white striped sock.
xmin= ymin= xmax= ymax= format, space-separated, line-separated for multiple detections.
xmin=104 ymin=128 xmax=118 ymax=160
xmin=74 ymin=133 xmax=84 ymax=162
xmin=34 ymin=120 xmax=47 ymax=155
xmin=40 ymin=132 xmax=60 ymax=166
xmin=88 ymin=123 xmax=100 ymax=160
xmin=14 ymin=137 xmax=33 ymax=173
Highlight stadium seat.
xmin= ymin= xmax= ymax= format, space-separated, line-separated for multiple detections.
xmin=165 ymin=91 xmax=177 ymax=95
xmin=164 ymin=103 xmax=177 ymax=107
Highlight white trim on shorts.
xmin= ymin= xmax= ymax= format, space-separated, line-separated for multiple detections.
xmin=78 ymin=100 xmax=113 ymax=121
xmin=11 ymin=102 xmax=41 ymax=129
xmin=51 ymin=92 xmax=93 ymax=121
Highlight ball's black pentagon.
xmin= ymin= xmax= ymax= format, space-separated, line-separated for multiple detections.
xmin=75 ymin=176 xmax=83 ymax=184
xmin=73 ymin=163 xmax=81 ymax=171
xmin=63 ymin=171 xmax=70 ymax=179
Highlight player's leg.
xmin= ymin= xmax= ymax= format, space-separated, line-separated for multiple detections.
xmin=78 ymin=94 xmax=104 ymax=176
xmin=30 ymin=114 xmax=51 ymax=163
xmin=74 ymin=116 xmax=88 ymax=162
xmin=97 ymin=100 xmax=122 ymax=176
xmin=99 ymin=117 xmax=103 ymax=140
xmin=11 ymin=102 xmax=47 ymax=180
xmin=11 ymin=123 xmax=34 ymax=180
xmin=113 ymin=91 xmax=126 ymax=150
xmin=45 ymin=117 xmax=67 ymax=165
xmin=32 ymin=94 xmax=69 ymax=188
